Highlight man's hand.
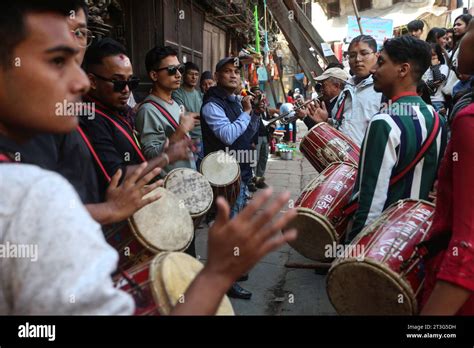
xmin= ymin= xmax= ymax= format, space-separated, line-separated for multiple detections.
xmin=307 ymin=100 xmax=329 ymax=124
xmin=179 ymin=112 xmax=195 ymax=134
xmin=241 ymin=95 xmax=254 ymax=114
xmin=170 ymin=189 xmax=298 ymax=315
xmin=204 ymin=189 xmax=298 ymax=286
xmin=164 ymin=137 xmax=194 ymax=164
xmin=187 ymin=112 xmax=201 ymax=125
xmin=295 ymin=106 xmax=309 ymax=119
xmin=104 ymin=162 xmax=163 ymax=222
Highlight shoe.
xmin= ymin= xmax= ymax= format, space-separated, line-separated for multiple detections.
xmin=227 ymin=283 xmax=252 ymax=300
xmin=238 ymin=273 xmax=249 ymax=282
xmin=248 ymin=182 xmax=257 ymax=192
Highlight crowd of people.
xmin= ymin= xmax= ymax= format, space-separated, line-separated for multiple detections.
xmin=0 ymin=0 xmax=473 ymax=316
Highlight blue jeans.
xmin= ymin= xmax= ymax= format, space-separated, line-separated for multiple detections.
xmin=431 ymin=101 xmax=445 ymax=112
xmin=230 ymin=181 xmax=249 ymax=218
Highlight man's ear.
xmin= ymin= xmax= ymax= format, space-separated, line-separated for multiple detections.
xmin=149 ymin=70 xmax=158 ymax=82
xmin=399 ymin=63 xmax=410 ymax=78
xmin=87 ymin=73 xmax=97 ymax=90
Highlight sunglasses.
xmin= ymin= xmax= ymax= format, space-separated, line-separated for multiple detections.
xmin=154 ymin=64 xmax=185 ymax=76
xmin=92 ymin=73 xmax=140 ymax=92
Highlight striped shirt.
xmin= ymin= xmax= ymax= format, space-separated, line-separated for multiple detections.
xmin=348 ymin=95 xmax=448 ymax=241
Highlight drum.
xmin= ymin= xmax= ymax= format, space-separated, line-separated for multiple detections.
xmin=164 ymin=168 xmax=214 ymax=228
xmin=285 ymin=162 xmax=357 ymax=261
xmin=200 ymin=151 xmax=241 ymax=207
xmin=113 ymin=258 xmax=160 ymax=316
xmin=326 ymin=199 xmax=435 ymax=315
xmin=300 ymin=122 xmax=360 ymax=172
xmin=106 ymin=187 xmax=194 ymax=270
xmin=114 ymin=252 xmax=235 ymax=316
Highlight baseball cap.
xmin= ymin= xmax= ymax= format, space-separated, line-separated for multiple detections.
xmin=315 ymin=67 xmax=350 ymax=82
xmin=215 ymin=57 xmax=242 ymax=72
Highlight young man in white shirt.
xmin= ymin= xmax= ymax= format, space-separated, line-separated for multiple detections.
xmin=0 ymin=0 xmax=297 ymax=315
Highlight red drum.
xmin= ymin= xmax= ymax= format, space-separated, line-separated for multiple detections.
xmin=300 ymin=122 xmax=360 ymax=172
xmin=105 ymin=187 xmax=194 ymax=270
xmin=113 ymin=258 xmax=161 ymax=316
xmin=114 ymin=252 xmax=235 ymax=316
xmin=326 ymin=199 xmax=435 ymax=315
xmin=200 ymin=151 xmax=241 ymax=208
xmin=285 ymin=162 xmax=357 ymax=261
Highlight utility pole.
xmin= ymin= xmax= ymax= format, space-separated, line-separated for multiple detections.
xmin=351 ymin=0 xmax=364 ymax=34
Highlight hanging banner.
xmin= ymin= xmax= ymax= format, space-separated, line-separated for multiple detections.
xmin=347 ymin=16 xmax=393 ymax=49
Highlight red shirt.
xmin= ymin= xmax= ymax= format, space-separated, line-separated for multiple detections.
xmin=421 ymin=103 xmax=474 ymax=315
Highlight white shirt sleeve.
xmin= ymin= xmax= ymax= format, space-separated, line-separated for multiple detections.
xmin=0 ymin=169 xmax=134 ymax=315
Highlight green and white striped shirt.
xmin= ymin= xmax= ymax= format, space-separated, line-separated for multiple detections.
xmin=348 ymin=95 xmax=447 ymax=241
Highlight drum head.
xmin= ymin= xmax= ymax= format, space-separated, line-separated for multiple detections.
xmin=201 ymin=151 xmax=240 ymax=187
xmin=285 ymin=208 xmax=337 ymax=261
xmin=164 ymin=168 xmax=214 ymax=218
xmin=150 ymin=252 xmax=235 ymax=315
xmin=326 ymin=259 xmax=417 ymax=315
xmin=130 ymin=188 xmax=194 ymax=253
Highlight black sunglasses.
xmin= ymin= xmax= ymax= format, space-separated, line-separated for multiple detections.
xmin=154 ymin=64 xmax=185 ymax=76
xmin=92 ymin=73 xmax=140 ymax=92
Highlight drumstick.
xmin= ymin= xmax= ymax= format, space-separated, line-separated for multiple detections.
xmin=284 ymin=262 xmax=332 ymax=270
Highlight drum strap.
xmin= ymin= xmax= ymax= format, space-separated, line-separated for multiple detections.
xmin=344 ymin=111 xmax=442 ymax=216
xmin=140 ymin=100 xmax=180 ymax=131
xmin=91 ymin=107 xmax=147 ymax=163
xmin=0 ymin=153 xmax=13 ymax=163
xmin=77 ymin=126 xmax=112 ymax=182
xmin=334 ymin=91 xmax=349 ymax=129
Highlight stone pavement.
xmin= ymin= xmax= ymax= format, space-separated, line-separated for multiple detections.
xmin=194 ymin=120 xmax=337 ymax=315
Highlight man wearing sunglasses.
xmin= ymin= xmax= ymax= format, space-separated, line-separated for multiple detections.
xmin=0 ymin=2 xmax=183 ymax=226
xmin=135 ymin=46 xmax=196 ymax=177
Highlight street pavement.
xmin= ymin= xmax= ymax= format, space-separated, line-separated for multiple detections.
xmin=195 ymin=120 xmax=337 ymax=315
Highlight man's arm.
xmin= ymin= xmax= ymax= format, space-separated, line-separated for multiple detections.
xmin=171 ymin=189 xmax=297 ymax=315
xmin=201 ymin=102 xmax=252 ymax=146
xmin=348 ymin=116 xmax=399 ymax=241
xmin=135 ymin=105 xmax=169 ymax=160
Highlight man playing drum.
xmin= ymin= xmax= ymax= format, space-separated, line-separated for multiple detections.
xmin=331 ymin=36 xmax=447 ymax=242
xmin=0 ymin=0 xmax=298 ymax=315
xmin=304 ymin=35 xmax=384 ymax=147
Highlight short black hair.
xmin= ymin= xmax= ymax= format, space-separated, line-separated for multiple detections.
xmin=426 ymin=27 xmax=446 ymax=43
xmin=83 ymin=38 xmax=127 ymax=71
xmin=382 ymin=36 xmax=431 ymax=83
xmin=407 ymin=19 xmax=424 ymax=32
xmin=184 ymin=62 xmax=199 ymax=74
xmin=145 ymin=46 xmax=178 ymax=74
xmin=348 ymin=35 xmax=377 ymax=53
xmin=446 ymin=27 xmax=454 ymax=34
xmin=0 ymin=0 xmax=86 ymax=68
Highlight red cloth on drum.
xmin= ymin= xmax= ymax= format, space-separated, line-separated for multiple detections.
xmin=421 ymin=105 xmax=474 ymax=315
